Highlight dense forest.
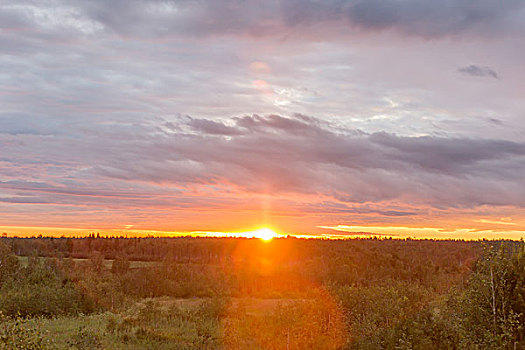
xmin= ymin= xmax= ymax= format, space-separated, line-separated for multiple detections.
xmin=0 ymin=236 xmax=523 ymax=349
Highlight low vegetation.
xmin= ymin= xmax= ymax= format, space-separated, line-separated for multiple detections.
xmin=0 ymin=237 xmax=523 ymax=349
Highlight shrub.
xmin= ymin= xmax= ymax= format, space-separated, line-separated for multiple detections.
xmin=0 ymin=312 xmax=52 ymax=350
xmin=68 ymin=327 xmax=102 ymax=349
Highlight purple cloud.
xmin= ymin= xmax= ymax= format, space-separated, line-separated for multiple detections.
xmin=459 ymin=65 xmax=499 ymax=79
xmin=3 ymin=114 xmax=525 ymax=211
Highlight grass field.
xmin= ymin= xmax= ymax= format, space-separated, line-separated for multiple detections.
xmin=6 ymin=296 xmax=326 ymax=349
xmin=9 ymin=297 xmax=221 ymax=349
xmin=16 ymin=256 xmax=156 ymax=269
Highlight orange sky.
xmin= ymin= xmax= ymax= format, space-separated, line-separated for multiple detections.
xmin=1 ymin=225 xmax=524 ymax=240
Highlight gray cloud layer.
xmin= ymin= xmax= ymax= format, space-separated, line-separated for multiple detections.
xmin=2 ymin=114 xmax=525 ymax=212
xmin=2 ymin=0 xmax=524 ymax=140
xmin=2 ymin=0 xmax=524 ymax=39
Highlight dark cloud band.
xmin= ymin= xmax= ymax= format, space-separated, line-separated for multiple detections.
xmin=2 ymin=0 xmax=523 ymax=39
xmin=2 ymin=114 xmax=525 ymax=210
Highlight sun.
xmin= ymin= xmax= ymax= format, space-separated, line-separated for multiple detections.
xmin=250 ymin=228 xmax=279 ymax=241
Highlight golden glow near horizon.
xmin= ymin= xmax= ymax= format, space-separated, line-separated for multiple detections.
xmin=1 ymin=224 xmax=525 ymax=241
xmin=0 ymin=225 xmax=281 ymax=240
xmin=319 ymin=225 xmax=525 ymax=240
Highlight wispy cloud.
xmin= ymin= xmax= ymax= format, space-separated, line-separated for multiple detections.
xmin=2 ymin=114 xmax=525 ymax=214
xmin=459 ymin=65 xmax=499 ymax=79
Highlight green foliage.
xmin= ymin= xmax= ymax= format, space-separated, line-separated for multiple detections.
xmin=2 ymin=237 xmax=525 ymax=349
xmin=68 ymin=327 xmax=102 ymax=349
xmin=0 ymin=313 xmax=53 ymax=349
xmin=106 ymin=298 xmax=225 ymax=349
xmin=223 ymin=295 xmax=345 ymax=350
xmin=111 ymin=254 xmax=130 ymax=275
xmin=457 ymin=242 xmax=525 ymax=349
xmin=88 ymin=252 xmax=105 ymax=273
xmin=0 ymin=242 xmax=19 ymax=285
xmin=0 ymin=257 xmax=95 ymax=317
xmin=335 ymin=242 xmax=525 ymax=350
xmin=335 ymin=282 xmax=448 ymax=349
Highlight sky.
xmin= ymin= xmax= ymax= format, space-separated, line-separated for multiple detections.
xmin=1 ymin=0 xmax=525 ymax=239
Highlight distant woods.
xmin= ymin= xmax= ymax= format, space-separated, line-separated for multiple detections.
xmin=0 ymin=236 xmax=523 ymax=349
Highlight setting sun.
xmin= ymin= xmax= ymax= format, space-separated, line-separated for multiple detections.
xmin=249 ymin=228 xmax=279 ymax=241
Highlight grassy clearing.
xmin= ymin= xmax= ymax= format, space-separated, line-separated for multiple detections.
xmin=16 ymin=256 xmax=156 ymax=269
xmin=11 ymin=297 xmax=224 ymax=349
xmin=8 ymin=297 xmax=326 ymax=349
xmin=25 ymin=313 xmax=123 ymax=349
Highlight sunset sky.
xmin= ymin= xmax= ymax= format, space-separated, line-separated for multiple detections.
xmin=1 ymin=0 xmax=525 ymax=239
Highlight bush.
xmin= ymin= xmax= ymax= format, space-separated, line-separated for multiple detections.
xmin=0 ymin=312 xmax=53 ymax=349
xmin=0 ymin=242 xmax=19 ymax=284
xmin=0 ymin=257 xmax=95 ymax=317
xmin=68 ymin=327 xmax=102 ymax=349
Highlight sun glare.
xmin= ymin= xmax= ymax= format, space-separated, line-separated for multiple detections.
xmin=250 ymin=228 xmax=279 ymax=241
